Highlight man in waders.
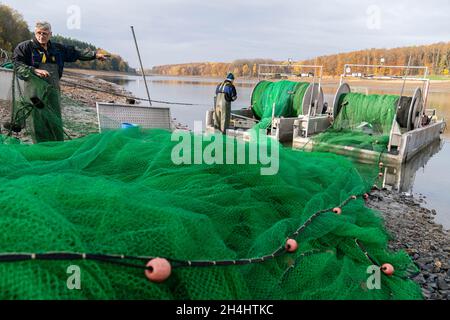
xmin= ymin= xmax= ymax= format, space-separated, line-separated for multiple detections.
xmin=214 ymin=73 xmax=237 ymax=133
xmin=13 ymin=21 xmax=108 ymax=142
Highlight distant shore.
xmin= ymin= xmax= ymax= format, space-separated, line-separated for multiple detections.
xmin=65 ymin=68 xmax=450 ymax=94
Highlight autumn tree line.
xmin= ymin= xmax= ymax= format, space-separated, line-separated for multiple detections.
xmin=303 ymin=43 xmax=450 ymax=77
xmin=151 ymin=43 xmax=450 ymax=78
xmin=0 ymin=3 xmax=135 ymax=73
xmin=151 ymin=59 xmax=278 ymax=78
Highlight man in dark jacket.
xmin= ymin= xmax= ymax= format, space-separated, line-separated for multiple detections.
xmin=214 ymin=73 xmax=237 ymax=133
xmin=13 ymin=21 xmax=108 ymax=142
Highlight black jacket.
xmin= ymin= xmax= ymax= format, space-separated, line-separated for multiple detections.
xmin=13 ymin=37 xmax=96 ymax=78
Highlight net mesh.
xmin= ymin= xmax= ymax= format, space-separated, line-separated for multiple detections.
xmin=312 ymin=93 xmax=399 ymax=152
xmin=0 ymin=128 xmax=421 ymax=300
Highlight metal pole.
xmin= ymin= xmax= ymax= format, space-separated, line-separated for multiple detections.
xmin=131 ymin=26 xmax=152 ymax=106
xmin=316 ymin=65 xmax=322 ymax=116
xmin=271 ymin=102 xmax=276 ymax=123
xmin=232 ymin=113 xmax=260 ymax=123
xmin=392 ymin=55 xmax=412 ymax=140
xmin=397 ymin=55 xmax=412 ymax=109
xmin=340 ymin=64 xmax=346 ymax=86
xmin=11 ymin=64 xmax=16 ymax=130
xmin=423 ymin=67 xmax=429 ymax=105
xmin=423 ymin=79 xmax=430 ymax=110
xmin=308 ymin=67 xmax=316 ymax=117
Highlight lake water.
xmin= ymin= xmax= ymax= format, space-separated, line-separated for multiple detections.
xmin=97 ymin=74 xmax=450 ymax=229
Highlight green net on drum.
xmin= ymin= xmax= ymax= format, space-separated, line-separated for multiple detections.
xmin=251 ymin=80 xmax=310 ymax=130
xmin=0 ymin=128 xmax=421 ymax=300
xmin=312 ymin=93 xmax=398 ymax=152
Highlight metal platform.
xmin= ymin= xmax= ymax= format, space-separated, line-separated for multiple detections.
xmin=292 ymin=117 xmax=445 ymax=165
xmin=206 ymin=65 xmax=446 ymax=166
xmin=290 ymin=63 xmax=447 ymax=165
xmin=206 ymin=64 xmax=326 ymax=143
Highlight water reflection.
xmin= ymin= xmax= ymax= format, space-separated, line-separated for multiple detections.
xmin=144 ymin=77 xmax=257 ymax=88
xmin=427 ymin=93 xmax=450 ymax=139
xmin=383 ymin=139 xmax=444 ymax=192
xmin=411 ymin=140 xmax=450 ymax=228
xmin=97 ymin=76 xmax=136 ymax=86
xmin=105 ymin=75 xmax=259 ymax=88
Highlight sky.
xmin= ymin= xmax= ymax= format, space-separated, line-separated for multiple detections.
xmin=2 ymin=0 xmax=450 ymax=68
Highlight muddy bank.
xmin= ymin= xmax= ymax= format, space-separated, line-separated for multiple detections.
xmin=367 ymin=189 xmax=450 ymax=300
xmin=61 ymin=71 xmax=133 ymax=108
xmin=65 ymin=68 xmax=137 ymax=78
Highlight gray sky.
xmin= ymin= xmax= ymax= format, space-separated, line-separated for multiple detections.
xmin=2 ymin=0 xmax=450 ymax=68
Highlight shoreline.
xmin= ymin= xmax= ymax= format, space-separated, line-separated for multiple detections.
xmin=367 ymin=189 xmax=449 ymax=300
xmin=66 ymin=68 xmax=450 ymax=82
xmin=65 ymin=68 xmax=137 ymax=78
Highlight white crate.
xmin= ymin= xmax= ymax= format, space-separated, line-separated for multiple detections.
xmin=96 ymin=102 xmax=172 ymax=132
xmin=0 ymin=67 xmax=25 ymax=101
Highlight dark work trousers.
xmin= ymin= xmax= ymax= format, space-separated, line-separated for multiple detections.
xmin=25 ymin=62 xmax=64 ymax=143
xmin=214 ymin=93 xmax=231 ymax=133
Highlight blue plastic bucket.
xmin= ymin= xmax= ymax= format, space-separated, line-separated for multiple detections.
xmin=121 ymin=123 xmax=139 ymax=129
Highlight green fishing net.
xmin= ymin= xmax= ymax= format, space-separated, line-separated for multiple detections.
xmin=6 ymin=66 xmax=63 ymax=143
xmin=312 ymin=93 xmax=399 ymax=152
xmin=0 ymin=128 xmax=421 ymax=300
xmin=251 ymin=80 xmax=310 ymax=130
xmin=1 ymin=62 xmax=14 ymax=69
xmin=333 ymin=93 xmax=398 ymax=135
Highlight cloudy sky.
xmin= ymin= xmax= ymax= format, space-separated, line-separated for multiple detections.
xmin=2 ymin=0 xmax=450 ymax=68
